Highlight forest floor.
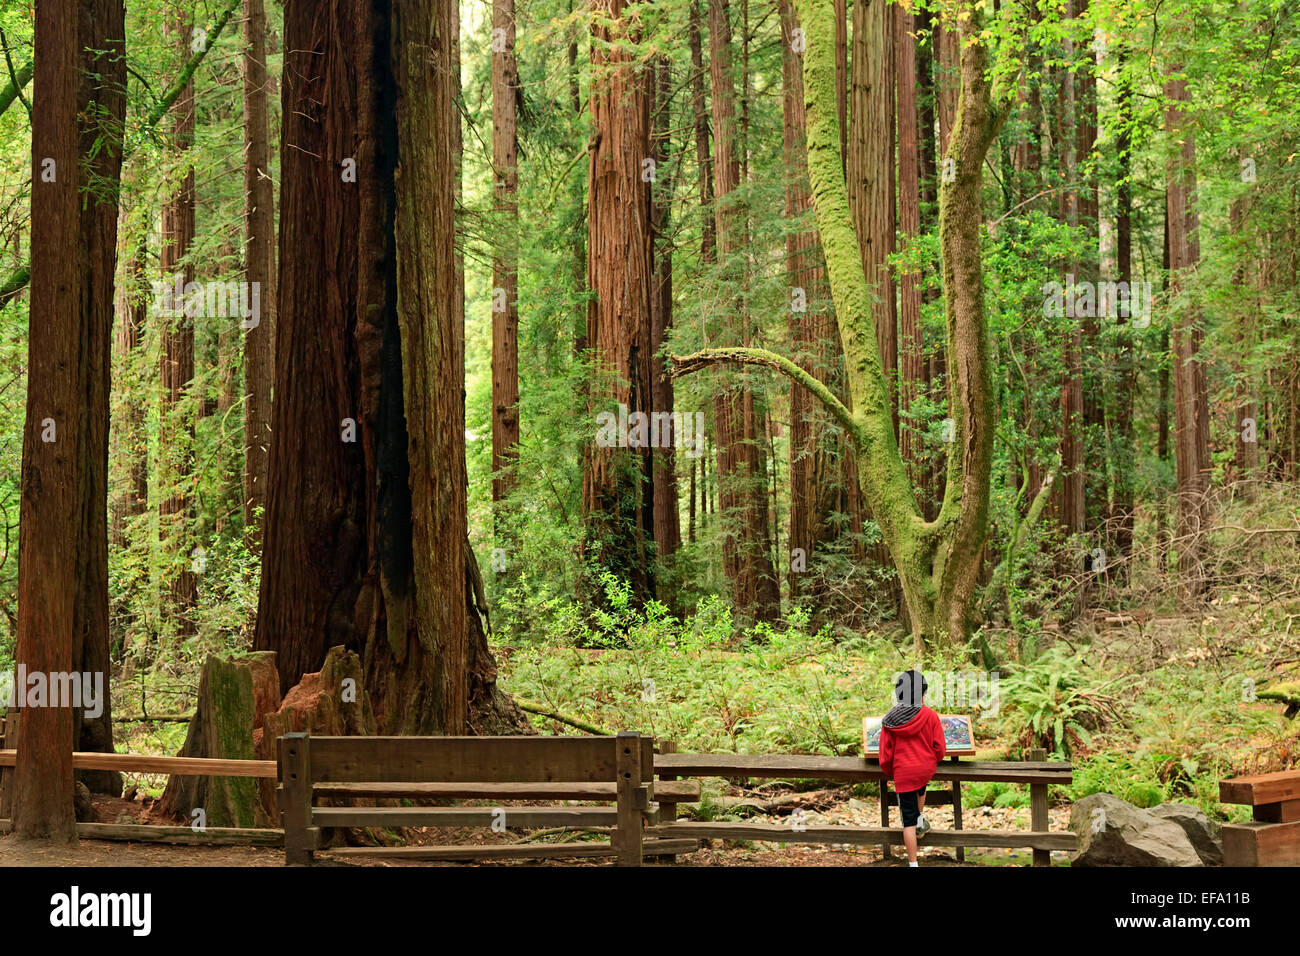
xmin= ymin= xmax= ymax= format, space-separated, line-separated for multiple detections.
xmin=0 ymin=836 xmax=1026 ymax=867
xmin=0 ymin=788 xmax=1070 ymax=867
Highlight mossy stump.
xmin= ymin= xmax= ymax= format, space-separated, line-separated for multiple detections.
xmin=156 ymin=655 xmax=272 ymax=828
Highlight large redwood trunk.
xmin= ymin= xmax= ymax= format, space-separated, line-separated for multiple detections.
xmin=15 ymin=0 xmax=126 ymax=838
xmin=580 ymin=0 xmax=655 ymax=603
xmin=255 ymin=0 xmax=523 ymax=735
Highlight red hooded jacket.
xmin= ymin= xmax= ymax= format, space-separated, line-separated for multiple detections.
xmin=879 ymin=706 xmax=946 ymax=792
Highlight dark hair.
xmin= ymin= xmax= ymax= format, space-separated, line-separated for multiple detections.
xmin=894 ymin=670 xmax=928 ymax=706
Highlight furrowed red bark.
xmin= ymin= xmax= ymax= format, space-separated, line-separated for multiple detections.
xmin=16 ymin=0 xmax=126 ymax=836
xmin=580 ymin=0 xmax=655 ymax=603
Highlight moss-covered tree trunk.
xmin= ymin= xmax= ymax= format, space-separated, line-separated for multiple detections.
xmin=679 ymin=0 xmax=1011 ymax=654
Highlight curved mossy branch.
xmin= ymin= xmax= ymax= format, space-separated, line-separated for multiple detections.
xmin=672 ymin=347 xmax=860 ymax=445
xmin=0 ymin=51 xmax=32 ymax=119
xmin=790 ymin=0 xmax=923 ymax=549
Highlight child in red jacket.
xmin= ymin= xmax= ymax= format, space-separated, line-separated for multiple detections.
xmin=879 ymin=669 xmax=946 ymax=866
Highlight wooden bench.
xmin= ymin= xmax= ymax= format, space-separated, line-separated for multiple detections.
xmin=651 ymin=746 xmax=1075 ymax=865
xmin=276 ymin=731 xmax=698 ymax=865
xmin=1220 ymin=769 xmax=1300 ymax=865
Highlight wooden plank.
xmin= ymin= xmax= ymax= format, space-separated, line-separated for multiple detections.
xmin=305 ymin=735 xmax=653 ymax=784
xmin=322 ymin=838 xmax=700 ymax=862
xmin=654 ymin=753 xmax=1071 ymax=785
xmin=77 ymin=823 xmax=283 ymax=846
xmin=311 ymin=779 xmax=700 ymax=801
xmin=1254 ymin=799 xmax=1300 ymax=824
xmin=1029 ymin=748 xmax=1050 ymax=867
xmin=614 ymin=731 xmax=644 ymax=866
xmin=1220 ymin=770 xmax=1300 ymax=807
xmin=652 ymin=822 xmax=1077 ymax=851
xmin=0 ymin=819 xmax=282 ymax=845
xmin=312 ymin=807 xmax=619 ymax=828
xmin=278 ymin=733 xmax=317 ymax=865
xmin=1222 ymin=821 xmax=1300 ymax=866
xmin=0 ymin=749 xmax=276 ymax=777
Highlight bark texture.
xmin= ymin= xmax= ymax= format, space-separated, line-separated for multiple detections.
xmin=16 ymin=0 xmax=126 ymax=837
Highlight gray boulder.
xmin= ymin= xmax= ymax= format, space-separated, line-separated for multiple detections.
xmin=1151 ymin=802 xmax=1223 ymax=866
xmin=1069 ymin=793 xmax=1203 ymax=866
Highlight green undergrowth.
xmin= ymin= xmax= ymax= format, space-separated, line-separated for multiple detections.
xmin=494 ymin=578 xmax=1300 ymax=822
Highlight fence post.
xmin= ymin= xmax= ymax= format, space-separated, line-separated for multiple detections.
xmin=950 ymin=755 xmax=964 ymax=863
xmin=879 ymin=777 xmax=892 ymax=860
xmin=1029 ymin=747 xmax=1049 ymax=867
xmin=614 ymin=731 xmax=644 ymax=867
xmin=0 ymin=712 xmax=16 ymax=822
xmin=278 ymin=732 xmax=315 ymax=865
xmin=652 ymin=739 xmax=678 ymax=863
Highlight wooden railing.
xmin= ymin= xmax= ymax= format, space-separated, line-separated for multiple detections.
xmin=651 ymin=744 xmax=1075 ymax=866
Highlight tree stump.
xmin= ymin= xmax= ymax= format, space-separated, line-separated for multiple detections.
xmin=156 ymin=655 xmax=272 ymax=828
xmin=258 ymin=645 xmax=378 ymax=846
xmin=246 ymin=651 xmax=281 ymax=817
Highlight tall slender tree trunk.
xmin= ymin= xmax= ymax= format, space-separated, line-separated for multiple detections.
xmin=15 ymin=0 xmax=126 ymax=838
xmin=896 ymin=3 xmax=925 ymax=491
xmin=1165 ymin=70 xmax=1210 ymax=600
xmin=689 ymin=0 xmax=714 ymax=265
xmin=491 ymin=0 xmax=520 ymax=506
xmin=650 ymin=55 xmax=681 ymax=576
xmin=784 ymin=0 xmax=821 ymax=603
xmin=710 ymin=0 xmax=779 ymax=624
xmin=112 ymin=238 xmax=149 ymax=546
xmin=159 ymin=13 xmax=197 ymax=638
xmin=1055 ymin=18 xmax=1086 ymax=551
xmin=1230 ymin=181 xmax=1258 ymax=500
xmin=849 ymin=0 xmax=897 ymax=424
xmin=1076 ymin=1 xmax=1105 ymax=539
xmin=1112 ymin=48 xmax=1136 ymax=568
xmin=242 ymin=0 xmax=275 ymax=549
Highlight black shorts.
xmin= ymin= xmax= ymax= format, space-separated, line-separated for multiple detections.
xmin=896 ymin=788 xmax=924 ymax=827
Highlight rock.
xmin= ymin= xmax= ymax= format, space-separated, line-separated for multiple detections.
xmin=73 ymin=782 xmax=94 ymax=822
xmin=1069 ymin=793 xmax=1204 ymax=867
xmin=1151 ymin=803 xmax=1223 ymax=866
